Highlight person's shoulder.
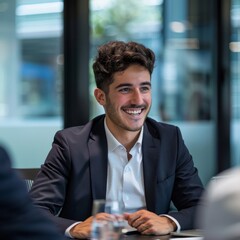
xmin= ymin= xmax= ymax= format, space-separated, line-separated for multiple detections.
xmin=207 ymin=167 xmax=240 ymax=196
xmin=0 ymin=145 xmax=9 ymax=156
xmin=0 ymin=145 xmax=12 ymax=165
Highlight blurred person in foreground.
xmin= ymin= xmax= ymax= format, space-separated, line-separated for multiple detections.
xmin=30 ymin=40 xmax=204 ymax=239
xmin=197 ymin=167 xmax=240 ymax=240
xmin=0 ymin=145 xmax=64 ymax=239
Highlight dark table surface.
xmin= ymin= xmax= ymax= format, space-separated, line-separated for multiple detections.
xmin=64 ymin=229 xmax=203 ymax=240
xmin=64 ymin=234 xmax=170 ymax=240
xmin=121 ymin=229 xmax=203 ymax=239
xmin=121 ymin=233 xmax=170 ymax=239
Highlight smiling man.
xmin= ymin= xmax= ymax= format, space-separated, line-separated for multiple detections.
xmin=30 ymin=41 xmax=204 ymax=239
xmin=94 ymin=64 xmax=152 ymax=149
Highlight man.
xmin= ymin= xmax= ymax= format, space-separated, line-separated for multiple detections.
xmin=0 ymin=145 xmax=64 ymax=239
xmin=30 ymin=41 xmax=204 ymax=239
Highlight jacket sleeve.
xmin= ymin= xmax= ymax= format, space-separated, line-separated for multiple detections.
xmin=168 ymin=127 xmax=204 ymax=230
xmin=30 ymin=130 xmax=77 ymax=233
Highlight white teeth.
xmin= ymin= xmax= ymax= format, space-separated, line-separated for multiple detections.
xmin=125 ymin=109 xmax=142 ymax=115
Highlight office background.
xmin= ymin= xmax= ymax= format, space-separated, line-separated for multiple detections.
xmin=0 ymin=0 xmax=239 ymax=185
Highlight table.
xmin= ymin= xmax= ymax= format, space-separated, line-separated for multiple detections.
xmin=121 ymin=233 xmax=170 ymax=239
xmin=121 ymin=229 xmax=203 ymax=239
xmin=64 ymin=229 xmax=203 ymax=240
xmin=64 ymin=235 xmax=170 ymax=240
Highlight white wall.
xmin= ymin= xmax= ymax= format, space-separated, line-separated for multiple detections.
xmin=177 ymin=122 xmax=216 ymax=186
xmin=0 ymin=119 xmax=62 ymax=168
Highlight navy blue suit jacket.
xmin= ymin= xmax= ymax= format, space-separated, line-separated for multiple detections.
xmin=0 ymin=145 xmax=64 ymax=239
xmin=30 ymin=115 xmax=204 ymax=233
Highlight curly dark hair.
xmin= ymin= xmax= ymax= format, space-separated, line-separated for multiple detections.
xmin=92 ymin=41 xmax=155 ymax=93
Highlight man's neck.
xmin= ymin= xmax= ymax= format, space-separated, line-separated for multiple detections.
xmin=117 ymin=131 xmax=141 ymax=153
xmin=105 ymin=120 xmax=141 ymax=152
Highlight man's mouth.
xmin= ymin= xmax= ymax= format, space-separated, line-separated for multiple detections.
xmin=122 ymin=107 xmax=145 ymax=116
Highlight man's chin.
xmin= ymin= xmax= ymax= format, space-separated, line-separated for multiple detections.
xmin=125 ymin=122 xmax=144 ymax=132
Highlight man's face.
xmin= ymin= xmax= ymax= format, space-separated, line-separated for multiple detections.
xmin=95 ymin=65 xmax=152 ymax=134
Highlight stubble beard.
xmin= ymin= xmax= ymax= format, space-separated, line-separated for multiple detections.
xmin=105 ymin=101 xmax=150 ymax=133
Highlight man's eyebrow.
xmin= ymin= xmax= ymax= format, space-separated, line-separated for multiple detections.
xmin=115 ymin=83 xmax=132 ymax=89
xmin=141 ymin=82 xmax=151 ymax=87
xmin=115 ymin=82 xmax=151 ymax=89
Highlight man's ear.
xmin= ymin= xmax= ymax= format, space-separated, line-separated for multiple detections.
xmin=94 ymin=88 xmax=106 ymax=106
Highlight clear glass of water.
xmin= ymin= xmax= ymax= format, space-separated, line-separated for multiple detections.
xmin=91 ymin=199 xmax=125 ymax=240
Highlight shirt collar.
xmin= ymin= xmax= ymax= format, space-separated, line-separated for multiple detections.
xmin=104 ymin=117 xmax=143 ymax=153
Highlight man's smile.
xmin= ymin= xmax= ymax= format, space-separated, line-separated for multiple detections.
xmin=122 ymin=107 xmax=145 ymax=116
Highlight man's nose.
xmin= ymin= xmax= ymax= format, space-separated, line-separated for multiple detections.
xmin=131 ymin=89 xmax=143 ymax=103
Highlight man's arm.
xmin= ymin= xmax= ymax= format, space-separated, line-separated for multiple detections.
xmin=30 ymin=128 xmax=94 ymax=234
xmin=30 ymin=130 xmax=76 ymax=232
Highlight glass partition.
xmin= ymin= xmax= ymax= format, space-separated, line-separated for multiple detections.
xmin=160 ymin=0 xmax=216 ymax=184
xmin=0 ymin=0 xmax=63 ymax=167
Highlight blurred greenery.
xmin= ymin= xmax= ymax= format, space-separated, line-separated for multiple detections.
xmin=91 ymin=0 xmax=161 ymax=39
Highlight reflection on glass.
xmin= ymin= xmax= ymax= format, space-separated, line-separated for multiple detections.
xmin=230 ymin=0 xmax=240 ymax=166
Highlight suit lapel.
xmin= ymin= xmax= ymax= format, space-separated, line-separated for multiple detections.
xmin=89 ymin=118 xmax=108 ymax=200
xmin=142 ymin=123 xmax=160 ymax=212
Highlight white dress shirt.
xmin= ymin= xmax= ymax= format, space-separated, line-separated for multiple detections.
xmin=104 ymin=119 xmax=146 ymax=212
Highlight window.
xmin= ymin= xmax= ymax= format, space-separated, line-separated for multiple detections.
xmin=231 ymin=0 xmax=240 ymax=166
xmin=0 ymin=0 xmax=63 ymax=167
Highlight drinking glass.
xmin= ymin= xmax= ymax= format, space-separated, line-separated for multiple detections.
xmin=91 ymin=199 xmax=125 ymax=240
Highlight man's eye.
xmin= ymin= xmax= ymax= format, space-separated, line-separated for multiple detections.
xmin=141 ymin=86 xmax=150 ymax=92
xmin=119 ymin=88 xmax=130 ymax=93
